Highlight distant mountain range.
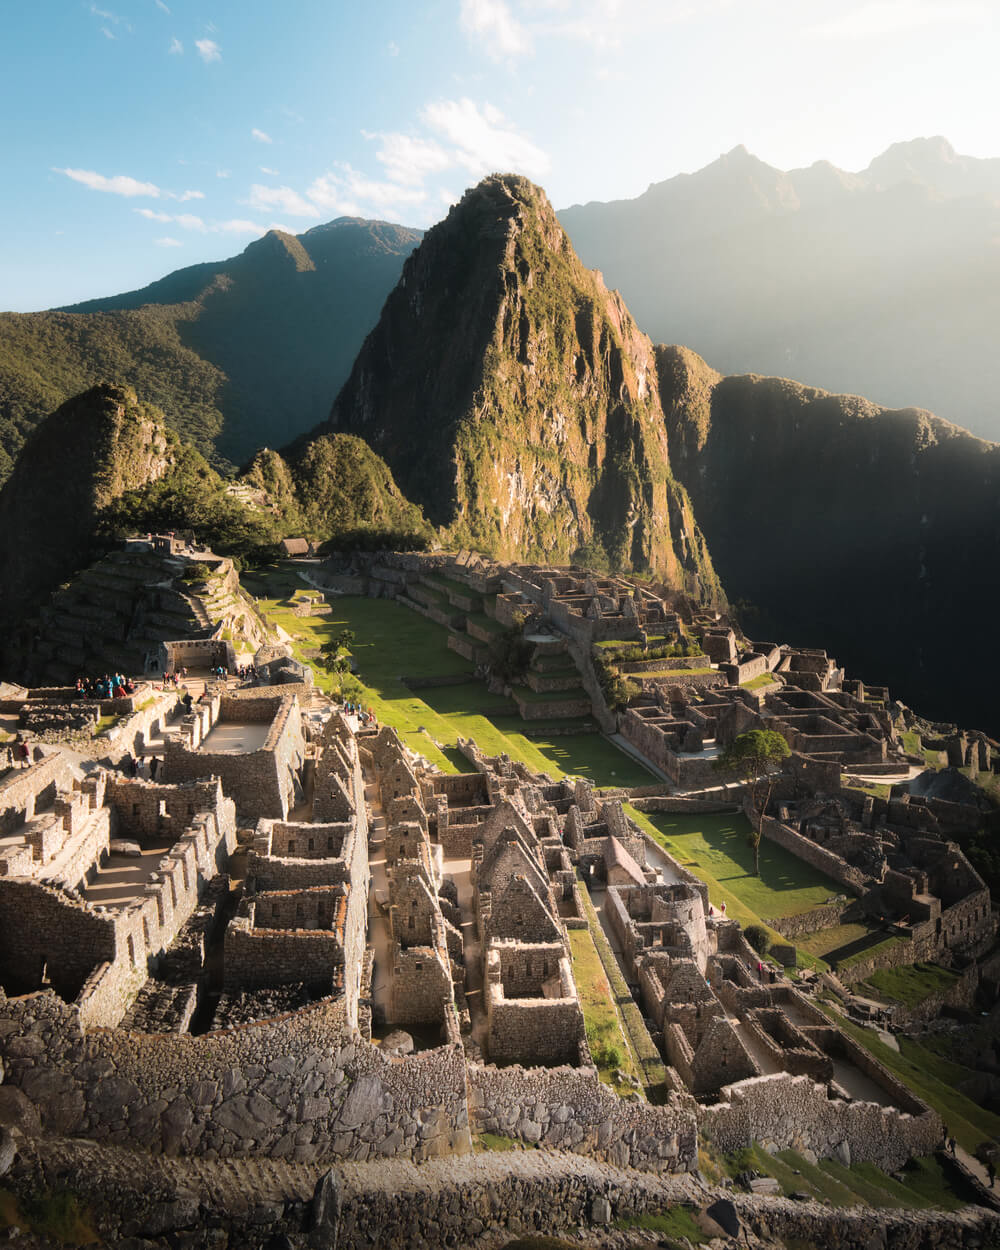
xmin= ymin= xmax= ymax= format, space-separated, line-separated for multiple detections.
xmin=559 ymin=137 xmax=1000 ymax=443
xmin=0 ymin=218 xmax=420 ymax=481
xmin=3 ymin=151 xmax=1000 ymax=733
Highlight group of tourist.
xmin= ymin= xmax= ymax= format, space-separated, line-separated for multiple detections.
xmin=75 ymin=674 xmax=137 ymax=700
xmin=342 ymin=701 xmax=377 ymax=728
xmin=3 ymin=740 xmax=32 ymax=770
xmin=236 ymin=663 xmax=259 ymax=681
xmin=119 ymin=753 xmax=161 ymax=780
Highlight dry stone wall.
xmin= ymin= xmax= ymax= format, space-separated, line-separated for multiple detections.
xmin=0 ymin=991 xmax=471 ymax=1163
xmin=467 ymin=1063 xmax=697 ymax=1172
xmin=698 ymin=1071 xmax=941 ymax=1171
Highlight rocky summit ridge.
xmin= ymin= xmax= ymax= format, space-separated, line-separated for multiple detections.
xmin=326 ymin=174 xmax=722 ymax=602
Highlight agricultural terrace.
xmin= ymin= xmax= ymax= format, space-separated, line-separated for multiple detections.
xmin=242 ymin=566 xmax=655 ymax=786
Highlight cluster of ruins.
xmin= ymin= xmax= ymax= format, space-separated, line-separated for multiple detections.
xmin=0 ymin=544 xmax=995 ymax=1227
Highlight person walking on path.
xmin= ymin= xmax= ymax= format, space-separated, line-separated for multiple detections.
xmin=987 ymin=1159 xmax=996 ymax=1189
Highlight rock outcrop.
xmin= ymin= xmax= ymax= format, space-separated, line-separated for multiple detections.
xmin=327 ymin=175 xmax=722 ymax=601
xmin=0 ymin=384 xmax=177 ymax=625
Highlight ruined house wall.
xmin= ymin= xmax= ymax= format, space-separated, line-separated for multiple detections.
xmin=0 ymin=752 xmax=67 ymax=836
xmin=0 ymin=879 xmax=117 ymax=993
xmin=251 ymin=886 xmax=344 ymax=930
xmin=163 ymin=696 xmax=303 ymax=820
xmin=0 ymin=991 xmax=471 ymax=1163
xmin=389 ymin=945 xmax=453 ymax=1027
xmin=698 ymin=1072 xmax=941 ymax=1172
xmin=105 ymin=778 xmax=226 ymax=841
xmin=223 ymin=920 xmax=342 ymax=989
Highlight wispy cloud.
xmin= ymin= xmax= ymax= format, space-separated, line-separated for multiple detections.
xmin=255 ymin=94 xmax=548 ymax=228
xmin=246 ymin=183 xmax=320 ymax=217
xmin=136 ymin=208 xmax=206 ymax=230
xmin=251 ymin=128 xmax=273 ymax=144
xmin=168 ymin=36 xmax=183 ymax=54
xmin=195 ymin=38 xmax=221 ymax=62
xmin=387 ymin=40 xmax=400 ymax=55
xmin=138 ymin=208 xmax=272 ymax=237
xmin=421 ymin=98 xmax=549 ymax=178
xmin=460 ymin=0 xmax=532 ymax=58
xmin=216 ymin=168 xmax=231 ymax=179
xmin=307 ymin=165 xmax=430 ymax=218
xmin=154 ymin=0 xmax=170 ymax=11
xmin=56 ymin=168 xmax=161 ymax=197
xmin=806 ymin=0 xmax=986 ymax=38
xmin=56 ymin=168 xmax=204 ymax=201
xmin=259 ymin=166 xmax=279 ymax=176
xmin=155 ymin=236 xmax=183 ymax=247
xmin=368 ymin=132 xmax=452 ymax=185
xmin=89 ymin=3 xmax=132 ymax=37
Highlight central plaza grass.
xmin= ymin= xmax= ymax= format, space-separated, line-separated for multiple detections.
xmin=245 ymin=569 xmax=655 ymax=785
xmin=626 ymin=805 xmax=845 ymax=925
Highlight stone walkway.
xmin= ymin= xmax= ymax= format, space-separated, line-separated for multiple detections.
xmin=442 ymin=852 xmax=487 ymax=1050
xmin=363 ymin=776 xmax=392 ymax=1025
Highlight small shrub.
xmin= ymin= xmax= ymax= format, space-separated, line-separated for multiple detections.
xmin=744 ymin=924 xmax=771 ymax=956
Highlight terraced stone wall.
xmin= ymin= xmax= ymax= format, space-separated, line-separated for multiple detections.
xmin=0 ymin=991 xmax=472 ymax=1163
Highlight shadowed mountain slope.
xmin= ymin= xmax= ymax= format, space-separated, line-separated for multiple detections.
xmin=0 ymin=218 xmax=421 ymax=482
xmin=657 ymin=345 xmax=1000 ymax=732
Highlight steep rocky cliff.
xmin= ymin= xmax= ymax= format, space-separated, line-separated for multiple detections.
xmin=0 ymin=384 xmax=178 ymax=624
xmin=658 ymin=348 xmax=1000 ymax=731
xmin=327 ymin=175 xmax=721 ymax=601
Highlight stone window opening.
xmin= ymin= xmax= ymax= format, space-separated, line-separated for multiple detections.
xmin=415 ymin=961 xmax=422 ymax=970
xmin=288 ymin=840 xmax=296 ymax=853
xmin=158 ymin=800 xmax=167 ymax=818
xmin=126 ymin=934 xmax=137 ymax=966
xmin=327 ymin=837 xmax=334 ymax=851
xmin=271 ymin=903 xmax=279 ymax=917
xmin=308 ymin=838 xmax=314 ymax=851
xmin=408 ymin=916 xmax=415 ymax=930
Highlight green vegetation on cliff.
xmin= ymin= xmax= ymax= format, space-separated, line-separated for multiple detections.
xmin=0 ymin=218 xmax=421 ymax=483
xmin=327 ymin=174 xmax=722 ymax=602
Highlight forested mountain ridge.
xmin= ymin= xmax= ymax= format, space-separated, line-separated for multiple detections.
xmin=0 ymin=218 xmax=421 ymax=483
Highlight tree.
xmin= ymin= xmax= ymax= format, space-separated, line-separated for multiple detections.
xmin=715 ymin=729 xmax=791 ymax=875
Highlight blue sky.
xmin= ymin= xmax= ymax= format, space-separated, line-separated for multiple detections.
xmin=3 ymin=0 xmax=998 ymax=310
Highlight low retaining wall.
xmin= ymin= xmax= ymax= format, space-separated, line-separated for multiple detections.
xmin=767 ymin=899 xmax=855 ymax=939
xmin=0 ymin=991 xmax=470 ymax=1164
xmin=698 ymin=1071 xmax=940 ymax=1172
xmin=467 ymin=1064 xmax=697 ymax=1173
xmin=759 ymin=815 xmax=867 ymax=896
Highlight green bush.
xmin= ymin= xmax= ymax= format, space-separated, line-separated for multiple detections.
xmin=744 ymin=924 xmax=771 ymax=956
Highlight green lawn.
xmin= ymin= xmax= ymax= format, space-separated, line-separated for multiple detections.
xmin=568 ymin=927 xmax=642 ymax=1088
xmin=626 ymin=806 xmax=845 ymax=924
xmin=795 ymin=923 xmax=876 ymax=964
xmin=247 ymin=570 xmax=655 ymax=785
xmin=860 ymin=962 xmax=959 ymax=1010
xmin=716 ymin=1144 xmax=963 ymax=1211
xmin=741 ymin=672 xmax=777 ymax=691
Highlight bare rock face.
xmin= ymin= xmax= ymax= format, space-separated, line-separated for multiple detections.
xmin=328 ymin=174 xmax=722 ymax=601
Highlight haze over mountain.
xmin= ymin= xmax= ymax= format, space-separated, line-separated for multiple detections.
xmin=0 ymin=218 xmax=420 ymax=483
xmin=559 ymin=137 xmax=1000 ymax=443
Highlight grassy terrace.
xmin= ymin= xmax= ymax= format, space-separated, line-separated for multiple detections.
xmin=707 ymin=1143 xmax=973 ymax=1212
xmin=860 ymin=962 xmax=960 ymax=1009
xmin=626 ymin=805 xmax=844 ymax=927
xmin=244 ymin=566 xmax=655 ymax=785
xmin=741 ymin=672 xmax=777 ymax=691
xmin=567 ymin=926 xmax=643 ymax=1089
